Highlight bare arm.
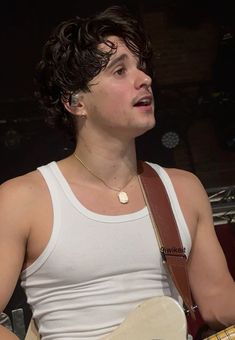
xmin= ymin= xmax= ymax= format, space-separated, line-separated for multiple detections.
xmin=186 ymin=174 xmax=235 ymax=329
xmin=0 ymin=178 xmax=32 ymax=338
xmin=0 ymin=325 xmax=19 ymax=339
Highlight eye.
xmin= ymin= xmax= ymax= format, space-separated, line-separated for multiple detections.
xmin=114 ymin=66 xmax=126 ymax=76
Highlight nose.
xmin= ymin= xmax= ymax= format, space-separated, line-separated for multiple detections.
xmin=134 ymin=69 xmax=152 ymax=89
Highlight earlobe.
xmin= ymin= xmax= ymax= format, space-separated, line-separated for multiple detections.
xmin=80 ymin=112 xmax=87 ymax=119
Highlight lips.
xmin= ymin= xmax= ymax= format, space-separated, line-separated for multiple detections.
xmin=132 ymin=95 xmax=152 ymax=107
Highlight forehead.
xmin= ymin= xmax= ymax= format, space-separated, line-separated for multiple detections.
xmin=99 ymin=35 xmax=131 ymax=57
xmin=99 ymin=35 xmax=124 ymax=49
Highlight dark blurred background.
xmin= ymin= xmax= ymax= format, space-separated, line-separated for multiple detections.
xmin=1 ymin=1 xmax=235 ymax=338
xmin=0 ymin=0 xmax=234 ymax=187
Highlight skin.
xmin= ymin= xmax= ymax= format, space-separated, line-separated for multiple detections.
xmin=0 ymin=36 xmax=235 ymax=339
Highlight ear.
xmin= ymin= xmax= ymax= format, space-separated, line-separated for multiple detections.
xmin=63 ymin=93 xmax=86 ymax=118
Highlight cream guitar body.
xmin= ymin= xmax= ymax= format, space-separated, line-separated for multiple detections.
xmin=25 ymin=296 xmax=235 ymax=340
xmin=25 ymin=296 xmax=187 ymax=340
xmin=102 ymin=296 xmax=187 ymax=340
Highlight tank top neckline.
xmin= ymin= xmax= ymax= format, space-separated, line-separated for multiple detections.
xmin=50 ymin=161 xmax=149 ymax=223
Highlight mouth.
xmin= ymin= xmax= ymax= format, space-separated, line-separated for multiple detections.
xmin=132 ymin=95 xmax=153 ymax=107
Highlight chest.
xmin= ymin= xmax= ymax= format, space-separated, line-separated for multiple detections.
xmin=69 ymin=176 xmax=146 ymax=216
xmin=25 ymin=171 xmax=195 ymax=271
xmin=40 ymin=212 xmax=165 ymax=283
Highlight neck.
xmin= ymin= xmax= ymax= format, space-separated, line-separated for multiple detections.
xmin=73 ymin=138 xmax=137 ymax=188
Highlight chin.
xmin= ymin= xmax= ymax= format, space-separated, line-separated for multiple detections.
xmin=143 ymin=116 xmax=156 ymax=131
xmin=134 ymin=120 xmax=156 ymax=138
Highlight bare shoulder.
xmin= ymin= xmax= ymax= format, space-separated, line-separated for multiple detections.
xmin=164 ymin=167 xmax=207 ymax=199
xmin=164 ymin=167 xmax=201 ymax=183
xmin=0 ymin=169 xmax=44 ymax=206
xmin=0 ymin=169 xmax=46 ymax=233
xmin=162 ymin=167 xmax=212 ymax=238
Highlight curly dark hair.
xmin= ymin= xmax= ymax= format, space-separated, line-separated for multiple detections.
xmin=34 ymin=5 xmax=154 ymax=143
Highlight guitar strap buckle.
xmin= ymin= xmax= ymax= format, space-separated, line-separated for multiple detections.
xmin=184 ymin=304 xmax=198 ymax=315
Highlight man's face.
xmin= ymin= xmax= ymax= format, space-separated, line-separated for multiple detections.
xmin=80 ymin=36 xmax=155 ymax=141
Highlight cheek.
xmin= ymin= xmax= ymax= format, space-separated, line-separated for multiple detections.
xmin=99 ymin=81 xmax=129 ymax=99
xmin=96 ymin=89 xmax=126 ymax=111
xmin=86 ymin=82 xmax=132 ymax=119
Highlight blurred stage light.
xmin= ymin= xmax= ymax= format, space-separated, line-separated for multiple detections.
xmin=161 ymin=131 xmax=180 ymax=149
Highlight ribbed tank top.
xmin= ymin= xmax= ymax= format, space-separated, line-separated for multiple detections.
xmin=21 ymin=161 xmax=191 ymax=340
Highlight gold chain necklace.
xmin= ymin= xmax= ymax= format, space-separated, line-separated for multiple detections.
xmin=73 ymin=153 xmax=136 ymax=204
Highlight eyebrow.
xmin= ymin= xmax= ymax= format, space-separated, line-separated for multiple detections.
xmin=106 ymin=54 xmax=128 ymax=70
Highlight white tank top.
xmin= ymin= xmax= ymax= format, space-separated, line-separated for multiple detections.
xmin=21 ymin=161 xmax=191 ymax=340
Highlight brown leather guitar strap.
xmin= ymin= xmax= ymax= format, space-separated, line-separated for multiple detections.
xmin=138 ymin=161 xmax=196 ymax=318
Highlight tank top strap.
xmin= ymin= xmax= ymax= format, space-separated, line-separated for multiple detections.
xmin=21 ymin=162 xmax=61 ymax=278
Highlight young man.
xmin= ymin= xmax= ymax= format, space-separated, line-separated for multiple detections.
xmin=0 ymin=5 xmax=235 ymax=340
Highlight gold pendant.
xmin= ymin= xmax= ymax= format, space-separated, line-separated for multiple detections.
xmin=118 ymin=191 xmax=129 ymax=204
